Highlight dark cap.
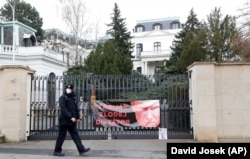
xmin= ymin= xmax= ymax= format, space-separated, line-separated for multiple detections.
xmin=66 ymin=84 xmax=74 ymax=89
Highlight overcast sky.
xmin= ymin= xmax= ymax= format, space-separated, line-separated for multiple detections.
xmin=0 ymin=0 xmax=248 ymax=39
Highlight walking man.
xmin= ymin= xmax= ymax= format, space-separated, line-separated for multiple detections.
xmin=54 ymin=84 xmax=90 ymax=156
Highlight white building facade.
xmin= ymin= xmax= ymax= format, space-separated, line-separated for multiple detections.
xmin=43 ymin=28 xmax=95 ymax=67
xmin=0 ymin=17 xmax=183 ymax=76
xmin=131 ymin=17 xmax=182 ymax=75
xmin=0 ymin=21 xmax=68 ymax=76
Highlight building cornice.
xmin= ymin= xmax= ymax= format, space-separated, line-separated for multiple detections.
xmin=0 ymin=54 xmax=67 ymax=67
xmin=1 ymin=21 xmax=37 ymax=32
xmin=136 ymin=17 xmax=180 ymax=24
xmin=132 ymin=29 xmax=180 ymax=38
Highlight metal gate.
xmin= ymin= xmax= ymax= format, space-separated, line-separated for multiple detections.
xmin=28 ymin=74 xmax=193 ymax=140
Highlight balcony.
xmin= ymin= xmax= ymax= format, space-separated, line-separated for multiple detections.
xmin=134 ymin=49 xmax=171 ymax=60
xmin=0 ymin=45 xmax=17 ymax=54
xmin=0 ymin=45 xmax=65 ymax=62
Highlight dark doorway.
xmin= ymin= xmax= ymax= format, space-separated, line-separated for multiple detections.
xmin=47 ymin=73 xmax=56 ymax=109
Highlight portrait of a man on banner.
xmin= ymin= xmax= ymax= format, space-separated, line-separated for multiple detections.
xmin=131 ymin=100 xmax=160 ymax=128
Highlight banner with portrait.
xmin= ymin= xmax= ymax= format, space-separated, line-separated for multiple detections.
xmin=93 ymin=100 xmax=160 ymax=128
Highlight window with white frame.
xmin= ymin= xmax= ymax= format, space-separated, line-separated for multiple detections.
xmin=155 ymin=25 xmax=161 ymax=30
xmin=153 ymin=23 xmax=162 ymax=30
xmin=171 ymin=21 xmax=180 ymax=29
xmin=154 ymin=42 xmax=161 ymax=53
xmin=172 ymin=23 xmax=179 ymax=29
xmin=172 ymin=41 xmax=177 ymax=47
xmin=136 ymin=25 xmax=144 ymax=32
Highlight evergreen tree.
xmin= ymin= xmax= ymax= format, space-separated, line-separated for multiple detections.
xmin=65 ymin=65 xmax=88 ymax=75
xmin=177 ymin=27 xmax=207 ymax=72
xmin=0 ymin=0 xmax=44 ymax=41
xmin=84 ymin=43 xmax=104 ymax=74
xmin=166 ymin=30 xmax=185 ymax=73
xmin=167 ymin=8 xmax=204 ymax=73
xmin=102 ymin=40 xmax=122 ymax=74
xmin=106 ymin=3 xmax=133 ymax=74
xmin=84 ymin=40 xmax=124 ymax=75
xmin=205 ymin=7 xmax=240 ymax=62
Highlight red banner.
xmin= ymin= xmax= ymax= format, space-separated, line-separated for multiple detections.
xmin=93 ymin=100 xmax=160 ymax=128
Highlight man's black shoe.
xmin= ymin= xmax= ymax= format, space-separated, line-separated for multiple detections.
xmin=79 ymin=148 xmax=91 ymax=156
xmin=54 ymin=152 xmax=65 ymax=156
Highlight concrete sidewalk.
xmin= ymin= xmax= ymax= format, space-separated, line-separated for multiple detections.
xmin=0 ymin=139 xmax=175 ymax=159
xmin=1 ymin=139 xmax=249 ymax=159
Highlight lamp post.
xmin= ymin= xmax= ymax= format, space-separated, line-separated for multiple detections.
xmin=7 ymin=0 xmax=16 ymax=64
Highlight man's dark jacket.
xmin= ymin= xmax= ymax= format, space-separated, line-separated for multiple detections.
xmin=59 ymin=92 xmax=80 ymax=126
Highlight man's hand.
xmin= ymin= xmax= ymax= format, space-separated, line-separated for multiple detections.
xmin=71 ymin=117 xmax=76 ymax=122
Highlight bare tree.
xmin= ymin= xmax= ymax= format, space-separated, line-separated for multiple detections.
xmin=93 ymin=15 xmax=101 ymax=45
xmin=236 ymin=1 xmax=250 ymax=61
xmin=59 ymin=0 xmax=90 ymax=65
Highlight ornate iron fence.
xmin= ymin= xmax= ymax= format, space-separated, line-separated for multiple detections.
xmin=28 ymin=74 xmax=193 ymax=140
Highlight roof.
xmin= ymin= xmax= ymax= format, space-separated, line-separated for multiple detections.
xmin=0 ymin=21 xmax=37 ymax=32
xmin=134 ymin=17 xmax=181 ymax=31
xmin=136 ymin=17 xmax=180 ymax=23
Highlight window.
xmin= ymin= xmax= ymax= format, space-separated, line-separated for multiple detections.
xmin=155 ymin=66 xmax=161 ymax=74
xmin=137 ymin=26 xmax=143 ymax=32
xmin=137 ymin=67 xmax=142 ymax=73
xmin=153 ymin=23 xmax=162 ymax=30
xmin=88 ymin=44 xmax=94 ymax=49
xmin=154 ymin=42 xmax=161 ymax=53
xmin=172 ymin=23 xmax=179 ymax=29
xmin=172 ymin=41 xmax=177 ymax=47
xmin=136 ymin=43 xmax=143 ymax=58
xmin=170 ymin=21 xmax=180 ymax=29
xmin=30 ymin=35 xmax=36 ymax=46
xmin=135 ymin=25 xmax=144 ymax=32
xmin=50 ymin=35 xmax=55 ymax=40
xmin=154 ymin=25 xmax=161 ymax=30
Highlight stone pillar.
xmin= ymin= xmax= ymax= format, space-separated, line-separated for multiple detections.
xmin=0 ymin=65 xmax=35 ymax=142
xmin=188 ymin=62 xmax=218 ymax=142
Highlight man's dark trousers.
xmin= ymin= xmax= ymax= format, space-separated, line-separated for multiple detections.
xmin=54 ymin=124 xmax=85 ymax=153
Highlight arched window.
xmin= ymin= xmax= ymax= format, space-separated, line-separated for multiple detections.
xmin=135 ymin=25 xmax=145 ymax=32
xmin=47 ymin=73 xmax=56 ymax=109
xmin=153 ymin=23 xmax=162 ymax=30
xmin=30 ymin=35 xmax=36 ymax=46
xmin=137 ymin=67 xmax=142 ymax=73
xmin=170 ymin=21 xmax=180 ymax=29
xmin=23 ymin=34 xmax=37 ymax=46
xmin=136 ymin=43 xmax=143 ymax=58
xmin=154 ymin=42 xmax=161 ymax=53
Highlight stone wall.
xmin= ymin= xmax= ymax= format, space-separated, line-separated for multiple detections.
xmin=1 ymin=62 xmax=250 ymax=143
xmin=0 ymin=65 xmax=35 ymax=142
xmin=188 ymin=62 xmax=250 ymax=142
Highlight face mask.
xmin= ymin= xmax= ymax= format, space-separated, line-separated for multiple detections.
xmin=66 ymin=88 xmax=72 ymax=94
